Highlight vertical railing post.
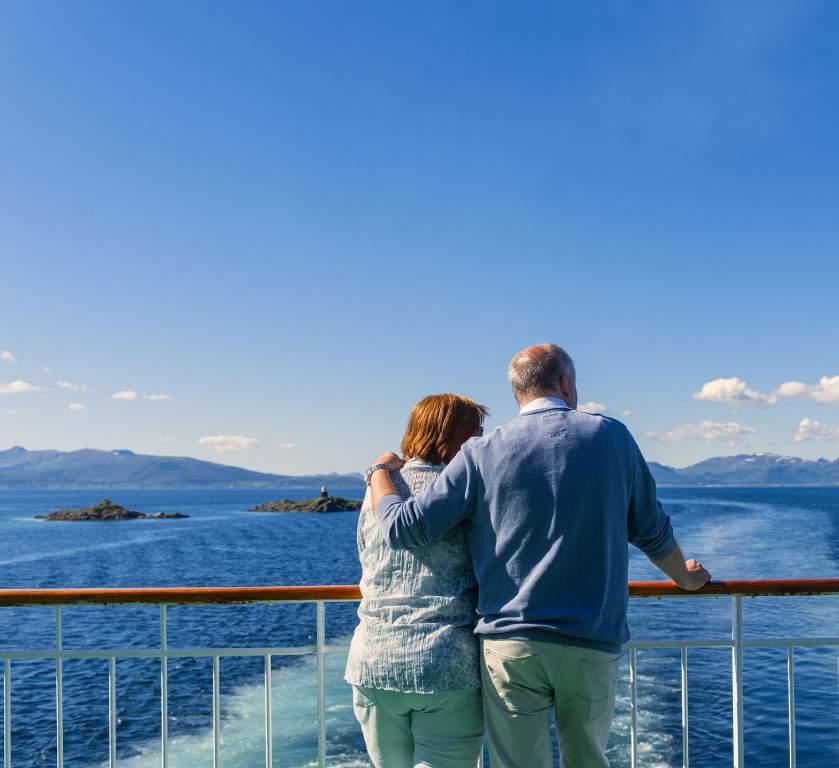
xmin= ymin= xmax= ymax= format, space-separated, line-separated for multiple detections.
xmin=4 ymin=658 xmax=11 ymax=768
xmin=108 ymin=657 xmax=117 ymax=768
xmin=732 ymin=596 xmax=744 ymax=768
xmin=54 ymin=608 xmax=63 ymax=768
xmin=681 ymin=647 xmax=689 ymax=768
xmin=629 ymin=647 xmax=638 ymax=768
xmin=264 ymin=654 xmax=273 ymax=768
xmin=159 ymin=606 xmax=168 ymax=768
xmin=787 ymin=646 xmax=796 ymax=768
xmin=316 ymin=601 xmax=326 ymax=768
xmin=212 ymin=656 xmax=220 ymax=768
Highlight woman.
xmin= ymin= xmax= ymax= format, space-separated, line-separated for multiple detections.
xmin=345 ymin=394 xmax=488 ymax=768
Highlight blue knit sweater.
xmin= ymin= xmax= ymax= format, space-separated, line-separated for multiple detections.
xmin=376 ymin=403 xmax=676 ymax=653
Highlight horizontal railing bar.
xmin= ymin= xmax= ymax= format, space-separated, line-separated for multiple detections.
xmin=629 ymin=579 xmax=839 ymax=598
xmin=0 ymin=645 xmax=322 ymax=661
xmin=577 ymin=638 xmax=839 ymax=650
xmin=2 ymin=636 xmax=838 ymax=662
xmin=0 ymin=579 xmax=838 ymax=607
xmin=630 ymin=639 xmax=734 ymax=650
xmin=742 ymin=638 xmax=839 ymax=649
xmin=323 ymin=644 xmax=353 ymax=654
xmin=0 ymin=585 xmax=363 ymax=607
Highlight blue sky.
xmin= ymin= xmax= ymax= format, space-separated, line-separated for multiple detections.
xmin=2 ymin=1 xmax=838 ymax=474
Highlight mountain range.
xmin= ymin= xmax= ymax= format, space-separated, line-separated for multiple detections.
xmin=649 ymin=453 xmax=839 ymax=486
xmin=0 ymin=446 xmax=363 ymax=489
xmin=1 ymin=446 xmax=838 ymax=489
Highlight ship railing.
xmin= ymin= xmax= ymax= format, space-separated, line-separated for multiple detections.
xmin=1 ymin=580 xmax=838 ymax=768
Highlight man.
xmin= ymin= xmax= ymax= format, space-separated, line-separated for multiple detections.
xmin=367 ymin=343 xmax=710 ymax=767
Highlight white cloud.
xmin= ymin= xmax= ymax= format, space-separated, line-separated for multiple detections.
xmin=694 ymin=374 xmax=839 ymax=407
xmin=578 ymin=401 xmax=607 ymax=414
xmin=160 ymin=436 xmax=176 ymax=443
xmin=1 ymin=350 xmax=16 ymax=363
xmin=111 ymin=390 xmax=138 ymax=401
xmin=775 ymin=381 xmax=809 ymax=398
xmin=621 ymin=410 xmax=633 ymax=417
xmin=646 ymin=420 xmax=757 ymax=443
xmin=793 ymin=418 xmax=839 ymax=443
xmin=0 ymin=380 xmax=45 ymax=396
xmin=58 ymin=380 xmax=87 ymax=392
xmin=110 ymin=390 xmax=173 ymax=401
xmin=273 ymin=442 xmax=296 ymax=449
xmin=693 ymin=377 xmax=775 ymax=406
xmin=42 ymin=366 xmax=51 ymax=373
xmin=67 ymin=403 xmax=87 ymax=412
xmin=199 ymin=435 xmax=260 ymax=453
xmin=1 ymin=408 xmax=17 ymax=415
xmin=776 ymin=376 xmax=839 ymax=404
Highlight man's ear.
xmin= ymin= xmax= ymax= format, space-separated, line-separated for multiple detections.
xmin=558 ymin=374 xmax=575 ymax=403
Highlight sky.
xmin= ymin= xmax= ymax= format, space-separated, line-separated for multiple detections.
xmin=1 ymin=1 xmax=838 ymax=475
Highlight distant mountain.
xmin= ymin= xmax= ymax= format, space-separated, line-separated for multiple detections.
xmin=649 ymin=453 xmax=839 ymax=486
xmin=3 ymin=446 xmax=835 ymax=490
xmin=0 ymin=446 xmax=363 ymax=489
xmin=647 ymin=462 xmax=687 ymax=485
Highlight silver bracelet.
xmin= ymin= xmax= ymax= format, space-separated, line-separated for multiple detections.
xmin=365 ymin=463 xmax=389 ymax=486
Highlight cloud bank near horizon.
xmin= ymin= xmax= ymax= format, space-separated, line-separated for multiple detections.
xmin=199 ymin=435 xmax=260 ymax=453
xmin=646 ymin=420 xmax=757 ymax=444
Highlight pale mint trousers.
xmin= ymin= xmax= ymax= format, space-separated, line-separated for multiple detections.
xmin=352 ymin=685 xmax=484 ymax=768
xmin=480 ymin=638 xmax=621 ymax=768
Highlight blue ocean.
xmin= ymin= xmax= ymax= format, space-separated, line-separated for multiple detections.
xmin=0 ymin=487 xmax=837 ymax=767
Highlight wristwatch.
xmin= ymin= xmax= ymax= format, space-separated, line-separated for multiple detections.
xmin=365 ymin=463 xmax=389 ymax=486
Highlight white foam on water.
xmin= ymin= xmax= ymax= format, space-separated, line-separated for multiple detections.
xmin=107 ymin=649 xmax=683 ymax=768
xmin=107 ymin=652 xmax=371 ymax=768
xmin=609 ymin=681 xmax=676 ymax=768
xmin=660 ymin=497 xmax=770 ymax=511
xmin=0 ymin=534 xmax=180 ymax=567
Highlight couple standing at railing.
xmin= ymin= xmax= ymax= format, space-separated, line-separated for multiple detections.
xmin=344 ymin=343 xmax=711 ymax=768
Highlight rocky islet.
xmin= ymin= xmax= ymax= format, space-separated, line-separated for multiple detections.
xmin=250 ymin=496 xmax=362 ymax=513
xmin=36 ymin=499 xmax=189 ymax=521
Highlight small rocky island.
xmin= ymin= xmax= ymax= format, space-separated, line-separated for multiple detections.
xmin=36 ymin=499 xmax=189 ymax=522
xmin=250 ymin=496 xmax=362 ymax=513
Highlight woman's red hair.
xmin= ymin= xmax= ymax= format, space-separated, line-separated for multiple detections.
xmin=401 ymin=394 xmax=488 ymax=465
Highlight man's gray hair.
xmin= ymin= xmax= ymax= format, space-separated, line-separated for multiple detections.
xmin=507 ymin=343 xmax=576 ymax=398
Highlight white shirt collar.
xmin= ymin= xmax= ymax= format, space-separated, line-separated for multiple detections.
xmin=519 ymin=396 xmax=569 ymax=414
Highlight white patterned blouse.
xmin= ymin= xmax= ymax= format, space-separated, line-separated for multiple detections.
xmin=344 ymin=458 xmax=480 ymax=693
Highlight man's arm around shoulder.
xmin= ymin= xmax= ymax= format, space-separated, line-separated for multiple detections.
xmin=369 ymin=448 xmax=476 ymax=550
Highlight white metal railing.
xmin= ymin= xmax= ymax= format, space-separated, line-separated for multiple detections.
xmin=1 ymin=606 xmax=338 ymax=768
xmin=0 ymin=581 xmax=838 ymax=768
xmin=625 ymin=594 xmax=839 ymax=768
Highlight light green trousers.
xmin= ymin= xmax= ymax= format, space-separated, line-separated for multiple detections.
xmin=352 ymin=685 xmax=484 ymax=768
xmin=480 ymin=638 xmax=620 ymax=768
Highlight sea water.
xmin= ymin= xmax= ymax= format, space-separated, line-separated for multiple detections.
xmin=0 ymin=487 xmax=837 ymax=767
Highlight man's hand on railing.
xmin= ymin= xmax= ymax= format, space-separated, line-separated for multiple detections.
xmin=677 ymin=559 xmax=711 ymax=591
xmin=652 ymin=542 xmax=711 ymax=591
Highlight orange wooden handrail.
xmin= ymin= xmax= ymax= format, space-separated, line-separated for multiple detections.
xmin=0 ymin=580 xmax=836 ymax=607
xmin=629 ymin=578 xmax=839 ymax=597
xmin=0 ymin=585 xmax=362 ymax=607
